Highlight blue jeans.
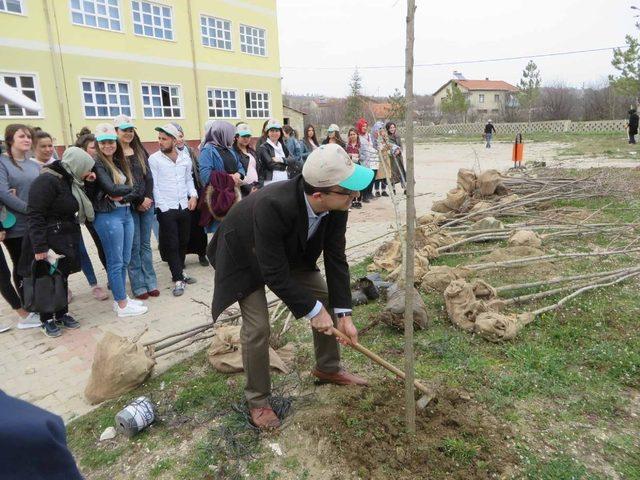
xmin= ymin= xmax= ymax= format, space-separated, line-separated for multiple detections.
xmin=485 ymin=133 xmax=493 ymax=148
xmin=78 ymin=235 xmax=97 ymax=286
xmin=93 ymin=207 xmax=134 ymax=302
xmin=128 ymin=207 xmax=157 ymax=296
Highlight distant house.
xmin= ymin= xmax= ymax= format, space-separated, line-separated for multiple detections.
xmin=366 ymin=102 xmax=392 ymax=120
xmin=283 ymin=105 xmax=307 ymax=137
xmin=433 ymin=78 xmax=519 ymax=116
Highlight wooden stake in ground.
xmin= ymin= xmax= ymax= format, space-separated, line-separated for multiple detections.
xmin=403 ymin=0 xmax=417 ymax=434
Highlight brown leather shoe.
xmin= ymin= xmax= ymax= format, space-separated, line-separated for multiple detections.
xmin=249 ymin=407 xmax=280 ymax=430
xmin=311 ymin=368 xmax=369 ymax=386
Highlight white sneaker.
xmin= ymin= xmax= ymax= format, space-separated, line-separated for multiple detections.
xmin=116 ymin=302 xmax=148 ymax=318
xmin=0 ymin=324 xmax=11 ymax=333
xmin=113 ymin=297 xmax=145 ymax=312
xmin=17 ymin=312 xmax=41 ymax=330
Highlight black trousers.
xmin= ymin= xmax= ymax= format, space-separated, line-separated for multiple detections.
xmin=157 ymin=208 xmax=191 ymax=282
xmin=3 ymin=236 xmax=24 ymax=304
xmin=84 ymin=221 xmax=107 ymax=270
xmin=185 ymin=208 xmax=207 ymax=257
xmin=0 ymin=243 xmax=21 ymax=310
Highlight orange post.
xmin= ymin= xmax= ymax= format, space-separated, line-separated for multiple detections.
xmin=512 ymin=133 xmax=524 ymax=168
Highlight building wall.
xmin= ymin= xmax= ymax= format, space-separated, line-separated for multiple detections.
xmin=433 ymin=81 xmax=513 ymax=116
xmin=0 ymin=0 xmax=282 ymax=145
xmin=282 ymin=106 xmax=304 ymax=137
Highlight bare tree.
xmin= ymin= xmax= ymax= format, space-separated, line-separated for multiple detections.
xmin=538 ymin=82 xmax=579 ymax=120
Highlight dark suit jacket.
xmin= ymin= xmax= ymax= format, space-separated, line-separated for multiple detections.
xmin=207 ymin=175 xmax=351 ymax=320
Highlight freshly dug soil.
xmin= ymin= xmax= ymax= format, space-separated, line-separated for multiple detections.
xmin=302 ymin=379 xmax=519 ymax=479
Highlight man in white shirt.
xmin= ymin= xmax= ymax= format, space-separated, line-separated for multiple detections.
xmin=148 ymin=124 xmax=198 ymax=296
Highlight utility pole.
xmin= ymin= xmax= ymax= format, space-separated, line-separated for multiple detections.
xmin=403 ymin=0 xmax=417 ymax=434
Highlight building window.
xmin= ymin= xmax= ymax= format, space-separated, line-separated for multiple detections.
xmin=141 ymin=83 xmax=181 ymax=118
xmin=0 ymin=73 xmax=40 ymax=117
xmin=0 ymin=0 xmax=23 ymax=14
xmin=240 ymin=24 xmax=266 ymax=56
xmin=81 ymin=79 xmax=131 ymax=118
xmin=478 ymin=94 xmax=485 ymax=103
xmin=245 ymin=90 xmax=270 ymax=118
xmin=207 ymin=88 xmax=237 ymax=118
xmin=132 ymin=0 xmax=173 ymax=40
xmin=494 ymin=94 xmax=500 ymax=103
xmin=70 ymin=0 xmax=122 ymax=31
xmin=200 ymin=14 xmax=232 ymax=50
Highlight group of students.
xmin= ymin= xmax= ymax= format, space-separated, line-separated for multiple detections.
xmin=0 ymin=115 xmax=405 ymax=338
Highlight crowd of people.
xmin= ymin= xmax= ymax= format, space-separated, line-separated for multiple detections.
xmin=0 ymin=116 xmax=406 ymax=338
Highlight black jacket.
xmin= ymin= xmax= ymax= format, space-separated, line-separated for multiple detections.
xmin=256 ymin=141 xmax=290 ymax=182
xmin=127 ymin=153 xmax=152 ymax=207
xmin=207 ymin=175 xmax=351 ymax=320
xmin=629 ymin=112 xmax=639 ymax=135
xmin=87 ymin=158 xmax=134 ymax=213
xmin=17 ymin=161 xmax=80 ymax=277
xmin=484 ymin=123 xmax=496 ymax=134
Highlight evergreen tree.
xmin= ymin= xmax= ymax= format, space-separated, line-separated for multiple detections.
xmin=518 ymin=60 xmax=542 ymax=122
xmin=344 ymin=68 xmax=364 ymax=125
xmin=387 ymin=88 xmax=407 ymax=121
xmin=609 ymin=33 xmax=640 ymax=101
xmin=440 ymin=83 xmax=469 ymax=122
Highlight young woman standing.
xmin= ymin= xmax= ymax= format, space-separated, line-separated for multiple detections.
xmin=322 ymin=124 xmax=346 ymax=149
xmin=32 ymin=131 xmax=56 ymax=166
xmin=385 ymin=121 xmax=407 ymax=192
xmin=114 ymin=115 xmax=158 ymax=300
xmin=356 ymin=118 xmax=378 ymax=202
xmin=301 ymin=124 xmax=319 ymax=161
xmin=233 ymin=123 xmax=260 ymax=197
xmin=256 ymin=119 xmax=290 ymax=186
xmin=90 ymin=123 xmax=147 ymax=318
xmin=0 ymin=124 xmax=41 ymax=328
xmin=345 ymin=127 xmax=363 ymax=208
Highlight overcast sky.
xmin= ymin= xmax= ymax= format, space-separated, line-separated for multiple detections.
xmin=276 ymin=0 xmax=637 ymax=97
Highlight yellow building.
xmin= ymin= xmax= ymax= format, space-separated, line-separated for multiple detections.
xmin=0 ymin=0 xmax=282 ymax=147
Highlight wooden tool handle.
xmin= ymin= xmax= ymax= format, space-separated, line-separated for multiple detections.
xmin=331 ymin=327 xmax=433 ymax=396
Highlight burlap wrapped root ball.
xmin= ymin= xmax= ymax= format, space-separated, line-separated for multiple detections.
xmin=476 ymin=170 xmax=505 ymax=196
xmin=431 ymin=188 xmax=468 ymax=213
xmin=387 ymin=252 xmax=430 ymax=284
xmin=474 ymin=312 xmax=535 ymax=342
xmin=369 ymin=240 xmax=402 ymax=272
xmin=417 ymin=212 xmax=448 ymax=226
xmin=443 ymin=279 xmax=491 ymax=332
xmin=84 ymin=332 xmax=156 ymax=405
xmin=469 ymin=201 xmax=493 ymax=220
xmin=508 ymin=230 xmax=543 ymax=248
xmin=469 ymin=216 xmax=504 ymax=231
xmin=457 ymin=168 xmax=477 ymax=194
xmin=420 ymin=265 xmax=470 ymax=292
xmin=378 ymin=283 xmax=429 ymax=330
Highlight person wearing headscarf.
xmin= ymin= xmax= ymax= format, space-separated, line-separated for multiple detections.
xmin=384 ymin=121 xmax=407 ymax=191
xmin=370 ymin=121 xmax=390 ymax=197
xmin=356 ymin=118 xmax=378 ymax=201
xmin=17 ymin=147 xmax=95 ymax=337
xmin=198 ymin=121 xmax=246 ymax=234
xmin=171 ymin=122 xmax=208 ymax=267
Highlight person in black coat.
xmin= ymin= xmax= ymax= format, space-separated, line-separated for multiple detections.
xmin=207 ymin=144 xmax=374 ymax=430
xmin=256 ymin=119 xmax=291 ymax=185
xmin=18 ymin=147 xmax=96 ymax=337
xmin=628 ymin=108 xmax=639 ymax=144
xmin=0 ymin=390 xmax=84 ymax=479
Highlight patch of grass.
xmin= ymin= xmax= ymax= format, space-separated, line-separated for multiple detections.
xmin=149 ymin=458 xmax=174 ymax=478
xmin=172 ymin=371 xmax=232 ymax=414
xmin=522 ymin=453 xmax=592 ymax=480
xmin=440 ymin=437 xmax=480 ymax=464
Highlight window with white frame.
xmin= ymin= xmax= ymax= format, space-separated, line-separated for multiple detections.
xmin=240 ymin=24 xmax=266 ymax=56
xmin=81 ymin=79 xmax=131 ymax=118
xmin=0 ymin=73 xmax=40 ymax=117
xmin=132 ymin=0 xmax=173 ymax=40
xmin=200 ymin=14 xmax=232 ymax=50
xmin=141 ymin=83 xmax=181 ymax=118
xmin=207 ymin=88 xmax=237 ymax=118
xmin=70 ymin=0 xmax=122 ymax=31
xmin=0 ymin=0 xmax=23 ymax=14
xmin=245 ymin=91 xmax=270 ymax=118
xmin=478 ymin=94 xmax=485 ymax=103
xmin=494 ymin=94 xmax=500 ymax=103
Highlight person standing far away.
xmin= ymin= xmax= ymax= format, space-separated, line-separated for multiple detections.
xmin=356 ymin=118 xmax=379 ymax=202
xmin=0 ymin=124 xmax=41 ymax=330
xmin=282 ymin=125 xmax=303 ymax=164
xmin=301 ymin=124 xmax=320 ymax=161
xmin=256 ymin=119 xmax=290 ymax=186
xmin=484 ymin=119 xmax=496 ymax=148
xmin=207 ymin=143 xmax=374 ymax=430
xmin=90 ymin=123 xmax=148 ymax=318
xmin=172 ymin=122 xmax=209 ymax=267
xmin=345 ymin=127 xmax=363 ymax=209
xmin=148 ymin=124 xmax=198 ymax=297
xmin=322 ymin=124 xmax=346 ymax=149
xmin=114 ymin=115 xmax=159 ymax=301
xmin=627 ymin=108 xmax=639 ymax=144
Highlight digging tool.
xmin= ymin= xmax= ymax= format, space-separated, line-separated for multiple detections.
xmin=331 ymin=327 xmax=436 ymax=408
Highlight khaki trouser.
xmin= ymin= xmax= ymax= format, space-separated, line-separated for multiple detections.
xmin=239 ymin=270 xmax=341 ymax=408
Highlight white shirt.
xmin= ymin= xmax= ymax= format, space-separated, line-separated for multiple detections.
xmin=148 ymin=149 xmax=198 ymax=213
xmin=302 ymin=194 xmax=351 ymax=320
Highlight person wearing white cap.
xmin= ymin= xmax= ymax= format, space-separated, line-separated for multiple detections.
xmin=484 ymin=120 xmax=496 ymax=148
xmin=148 ymin=123 xmax=198 ymax=297
xmin=207 ymin=143 xmax=374 ymax=430
xmin=321 ymin=124 xmax=346 ymax=149
xmin=256 ymin=119 xmax=290 ymax=186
